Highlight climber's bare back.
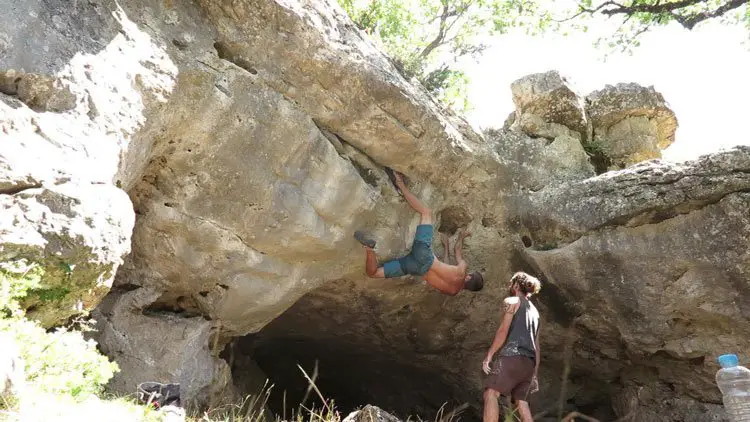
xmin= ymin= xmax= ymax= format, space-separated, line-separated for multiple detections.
xmin=423 ymin=258 xmax=468 ymax=296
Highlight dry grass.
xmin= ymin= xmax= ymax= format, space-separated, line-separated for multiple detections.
xmin=191 ymin=365 xmax=339 ymax=422
xmin=189 ymin=352 xmax=625 ymax=422
xmin=5 ymin=331 xmax=631 ymax=422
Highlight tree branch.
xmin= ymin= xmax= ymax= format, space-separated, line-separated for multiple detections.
xmin=599 ymin=0 xmax=705 ymax=16
xmin=442 ymin=9 xmax=466 ymax=38
xmin=558 ymin=0 xmax=748 ymax=30
xmin=419 ymin=0 xmax=451 ymax=58
xmin=681 ymin=0 xmax=749 ymax=29
xmin=555 ymin=1 xmax=619 ymax=22
xmin=419 ymin=31 xmax=447 ymax=60
xmin=631 ymin=21 xmax=654 ymax=38
xmin=419 ymin=0 xmax=475 ymax=59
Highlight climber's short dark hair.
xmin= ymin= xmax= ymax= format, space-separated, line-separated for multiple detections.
xmin=465 ymin=271 xmax=484 ymax=292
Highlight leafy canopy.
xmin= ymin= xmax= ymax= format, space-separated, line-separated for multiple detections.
xmin=337 ymin=0 xmax=550 ymax=111
xmin=553 ymin=0 xmax=750 ymax=52
xmin=336 ymin=0 xmax=748 ymax=111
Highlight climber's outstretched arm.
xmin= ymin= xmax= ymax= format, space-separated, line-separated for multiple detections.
xmin=441 ymin=232 xmax=451 ymax=263
xmin=454 ymin=229 xmax=470 ymax=272
xmin=394 ymin=173 xmax=432 ymax=224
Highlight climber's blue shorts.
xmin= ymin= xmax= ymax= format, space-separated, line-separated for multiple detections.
xmin=382 ymin=224 xmax=435 ymax=278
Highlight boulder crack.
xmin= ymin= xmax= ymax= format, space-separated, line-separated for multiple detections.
xmin=545 ymin=190 xmax=750 ymax=250
xmin=603 ymin=188 xmax=750 ymax=230
xmin=375 ymin=104 xmax=422 ymax=139
xmin=213 ymin=41 xmax=259 ymax=76
xmin=313 ymin=121 xmax=385 ymax=189
xmin=169 ymin=206 xmax=267 ymax=255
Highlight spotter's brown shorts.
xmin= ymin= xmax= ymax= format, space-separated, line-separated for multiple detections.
xmin=483 ymin=355 xmax=538 ymax=402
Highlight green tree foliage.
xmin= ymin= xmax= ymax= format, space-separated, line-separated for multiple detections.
xmin=337 ymin=0 xmax=550 ymax=112
xmin=337 ymin=0 xmax=748 ymax=110
xmin=551 ymin=0 xmax=750 ymax=52
xmin=1 ymin=259 xmax=118 ymax=402
xmin=0 ymin=260 xmax=49 ymax=318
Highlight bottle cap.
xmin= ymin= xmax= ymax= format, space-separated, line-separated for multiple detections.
xmin=718 ymin=354 xmax=739 ymax=368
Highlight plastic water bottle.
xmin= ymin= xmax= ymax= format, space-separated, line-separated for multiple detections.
xmin=717 ymin=354 xmax=750 ymax=421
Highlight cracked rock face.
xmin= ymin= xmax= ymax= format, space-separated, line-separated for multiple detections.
xmin=518 ymin=150 xmax=750 ymax=417
xmin=2 ymin=0 xmax=749 ymax=419
xmin=517 ymin=148 xmax=750 ymax=245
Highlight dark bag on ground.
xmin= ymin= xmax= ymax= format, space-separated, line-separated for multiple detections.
xmin=137 ymin=381 xmax=181 ymax=408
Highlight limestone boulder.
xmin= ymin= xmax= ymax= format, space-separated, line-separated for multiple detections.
xmin=201 ymin=0 xmax=499 ymax=191
xmin=501 ymin=72 xmax=596 ymax=188
xmin=6 ymin=0 xmax=454 ymax=404
xmin=523 ymin=191 xmax=750 ymax=399
xmin=0 ymin=181 xmax=134 ymax=326
xmin=516 ymin=146 xmax=750 ymax=246
xmin=510 ymin=70 xmax=589 ymax=139
xmin=0 ymin=0 xmax=180 ymax=325
xmin=489 ymin=128 xmax=595 ymax=191
xmin=0 ymin=0 xmax=178 ymax=188
xmin=4 ymin=0 xmax=749 ymax=418
xmin=586 ymin=83 xmax=678 ymax=169
xmin=514 ymin=146 xmax=750 ymax=415
xmin=512 ymin=112 xmax=582 ymax=141
xmin=252 ymin=148 xmax=750 ymax=421
xmin=344 ymin=405 xmax=402 ymax=422
xmin=120 ymin=50 xmax=386 ymax=336
xmin=91 ymin=287 xmax=233 ymax=407
xmin=611 ymin=384 xmax=725 ymax=422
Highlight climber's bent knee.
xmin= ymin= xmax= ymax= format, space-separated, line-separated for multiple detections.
xmin=367 ymin=266 xmax=385 ymax=278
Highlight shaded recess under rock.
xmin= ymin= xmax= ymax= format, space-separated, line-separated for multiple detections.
xmin=1 ymin=0 xmax=747 ymax=420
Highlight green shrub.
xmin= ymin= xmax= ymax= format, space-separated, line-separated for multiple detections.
xmin=0 ymin=259 xmax=119 ymax=401
xmin=0 ymin=260 xmax=44 ymax=317
xmin=582 ymin=140 xmax=613 ymax=174
xmin=0 ymin=318 xmax=118 ymax=399
xmin=30 ymin=286 xmax=71 ymax=303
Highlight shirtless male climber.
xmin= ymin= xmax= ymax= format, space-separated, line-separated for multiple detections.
xmin=482 ymin=272 xmax=542 ymax=422
xmin=353 ymin=169 xmax=484 ymax=296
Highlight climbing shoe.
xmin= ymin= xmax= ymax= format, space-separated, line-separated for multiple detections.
xmin=354 ymin=231 xmax=376 ymax=248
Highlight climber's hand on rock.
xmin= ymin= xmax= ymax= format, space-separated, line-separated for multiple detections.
xmin=394 ymin=171 xmax=405 ymax=187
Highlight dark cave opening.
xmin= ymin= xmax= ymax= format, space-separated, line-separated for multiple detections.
xmin=221 ymin=256 xmax=618 ymax=422
xmin=234 ymin=334 xmax=479 ymax=421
